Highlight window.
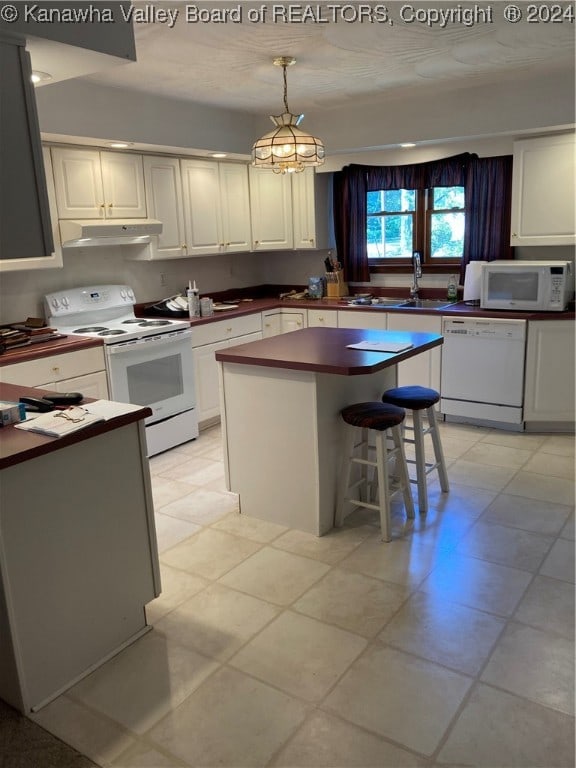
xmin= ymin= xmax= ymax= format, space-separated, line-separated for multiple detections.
xmin=367 ymin=185 xmax=465 ymax=266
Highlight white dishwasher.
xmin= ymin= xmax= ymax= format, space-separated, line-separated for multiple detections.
xmin=440 ymin=317 xmax=527 ymax=427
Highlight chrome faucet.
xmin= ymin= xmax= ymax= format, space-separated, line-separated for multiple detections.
xmin=410 ymin=252 xmax=422 ymax=299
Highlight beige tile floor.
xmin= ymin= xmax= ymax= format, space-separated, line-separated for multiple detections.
xmin=27 ymin=421 xmax=575 ymax=767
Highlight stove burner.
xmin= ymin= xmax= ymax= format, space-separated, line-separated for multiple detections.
xmin=73 ymin=326 xmax=109 ymax=333
xmin=121 ymin=319 xmax=147 ymax=325
xmin=139 ymin=320 xmax=171 ymax=327
xmin=99 ymin=329 xmax=127 ymax=336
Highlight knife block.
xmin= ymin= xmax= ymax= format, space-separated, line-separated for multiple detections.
xmin=325 ymin=270 xmax=347 ymax=298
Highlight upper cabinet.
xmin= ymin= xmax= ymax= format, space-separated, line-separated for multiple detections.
xmin=510 ymin=133 xmax=576 ymax=246
xmin=249 ymin=168 xmax=333 ymax=252
xmin=181 ymin=159 xmax=251 ymax=256
xmin=0 ymin=38 xmax=55 ymax=265
xmin=292 ymin=169 xmax=333 ymax=250
xmin=141 ymin=155 xmax=187 ymax=260
xmin=249 ymin=168 xmax=293 ymax=251
xmin=51 ymin=147 xmax=147 ymax=219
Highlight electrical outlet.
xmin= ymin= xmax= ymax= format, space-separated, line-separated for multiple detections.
xmin=160 ymin=273 xmax=167 ymax=287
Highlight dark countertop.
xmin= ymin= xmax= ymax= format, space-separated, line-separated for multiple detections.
xmin=0 ymin=382 xmax=151 ymax=470
xmin=0 ymin=290 xmax=571 ymax=370
xmin=215 ymin=327 xmax=443 ymax=375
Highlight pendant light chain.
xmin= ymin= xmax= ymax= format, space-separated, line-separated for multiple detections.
xmin=282 ymin=62 xmax=290 ymax=113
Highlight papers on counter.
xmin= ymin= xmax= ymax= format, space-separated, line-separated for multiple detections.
xmin=346 ymin=340 xmax=414 ymax=353
xmin=14 ymin=399 xmax=143 ymax=438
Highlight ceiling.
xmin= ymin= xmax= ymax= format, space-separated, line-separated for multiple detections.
xmin=75 ymin=0 xmax=575 ymax=115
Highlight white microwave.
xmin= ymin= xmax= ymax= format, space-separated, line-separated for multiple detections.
xmin=480 ymin=260 xmax=574 ymax=312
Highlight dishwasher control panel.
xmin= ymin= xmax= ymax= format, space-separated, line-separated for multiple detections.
xmin=442 ymin=318 xmax=526 ymax=341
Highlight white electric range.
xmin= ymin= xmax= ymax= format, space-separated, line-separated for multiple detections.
xmin=45 ymin=285 xmax=198 ymax=456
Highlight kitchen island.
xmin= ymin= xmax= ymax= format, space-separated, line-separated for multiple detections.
xmin=0 ymin=383 xmax=160 ymax=714
xmin=216 ymin=327 xmax=443 ymax=535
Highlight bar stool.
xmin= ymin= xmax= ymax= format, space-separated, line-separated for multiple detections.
xmin=381 ymin=386 xmax=449 ymax=514
xmin=335 ymin=402 xmax=415 ymax=542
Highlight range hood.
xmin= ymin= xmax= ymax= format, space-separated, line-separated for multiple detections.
xmin=59 ymin=219 xmax=162 ymax=248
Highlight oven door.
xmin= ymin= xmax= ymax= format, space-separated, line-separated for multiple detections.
xmin=105 ymin=329 xmax=195 ymax=425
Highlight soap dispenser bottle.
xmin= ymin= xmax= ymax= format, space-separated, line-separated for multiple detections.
xmin=447 ymin=274 xmax=458 ymax=301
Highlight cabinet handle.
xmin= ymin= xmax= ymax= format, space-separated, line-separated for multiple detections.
xmin=309 ymin=238 xmax=314 ymax=244
xmin=182 ymin=244 xmax=187 ymax=249
xmin=512 ymin=233 xmax=517 ymax=237
xmin=297 ymin=321 xmax=302 ymax=326
xmin=265 ymin=323 xmax=271 ymax=328
xmin=108 ymin=203 xmax=113 ymax=208
xmin=226 ymin=327 xmax=232 ymax=332
xmin=254 ymin=240 xmax=259 ymax=245
xmin=51 ymin=366 xmax=60 ymax=375
xmin=318 ymin=317 xmax=324 ymax=321
xmin=100 ymin=204 xmax=105 ymax=209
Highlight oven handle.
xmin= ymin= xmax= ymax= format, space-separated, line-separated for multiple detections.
xmin=105 ymin=328 xmax=193 ymax=354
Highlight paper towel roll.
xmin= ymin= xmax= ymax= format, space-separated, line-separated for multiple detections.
xmin=463 ymin=261 xmax=485 ymax=302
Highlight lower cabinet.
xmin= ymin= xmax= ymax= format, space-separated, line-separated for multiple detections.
xmin=192 ymin=314 xmax=262 ymax=427
xmin=261 ymin=309 xmax=307 ymax=337
xmin=0 ymin=347 xmax=109 ymax=398
xmin=387 ymin=313 xmax=442 ymax=393
xmin=524 ymin=320 xmax=575 ymax=427
xmin=307 ymin=308 xmax=338 ymax=327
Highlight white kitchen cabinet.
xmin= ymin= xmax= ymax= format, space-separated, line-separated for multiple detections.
xmin=136 ymin=155 xmax=187 ymax=260
xmin=524 ymin=320 xmax=575 ymax=427
xmin=388 ymin=313 xmax=442 ymax=393
xmin=181 ymin=159 xmax=251 ymax=256
xmin=262 ymin=309 xmax=307 ymax=337
xmin=292 ymin=169 xmax=332 ymax=250
xmin=0 ymin=347 xmax=108 ymax=399
xmin=249 ymin=168 xmax=293 ymax=250
xmin=51 ymin=147 xmax=147 ymax=219
xmin=0 ymin=147 xmax=63 ymax=273
xmin=510 ymin=133 xmax=576 ymax=246
xmin=307 ymin=308 xmax=338 ymax=327
xmin=192 ymin=314 xmax=262 ymax=427
xmin=337 ymin=310 xmax=388 ymax=330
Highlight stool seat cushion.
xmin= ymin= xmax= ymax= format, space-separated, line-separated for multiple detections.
xmin=341 ymin=402 xmax=405 ymax=431
xmin=382 ymin=385 xmax=440 ymax=410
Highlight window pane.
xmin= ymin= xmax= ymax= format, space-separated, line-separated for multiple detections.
xmin=367 ymin=213 xmax=413 ymax=259
xmin=430 ymin=212 xmax=465 ymax=259
xmin=367 ymin=189 xmax=415 ymax=214
xmin=433 ymin=186 xmax=464 ymax=210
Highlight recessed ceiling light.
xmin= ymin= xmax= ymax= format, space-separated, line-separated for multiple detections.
xmin=211 ymin=152 xmax=227 ymax=158
xmin=108 ymin=142 xmax=132 ymax=149
xmin=400 ymin=143 xmax=416 ymax=148
xmin=31 ymin=70 xmax=52 ymax=84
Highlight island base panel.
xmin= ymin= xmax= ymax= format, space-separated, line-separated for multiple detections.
xmin=220 ymin=363 xmax=396 ymax=535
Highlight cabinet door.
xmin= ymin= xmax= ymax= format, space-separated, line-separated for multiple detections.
xmin=249 ymin=168 xmax=293 ymax=250
xmin=307 ymin=309 xmax=338 ymax=327
xmin=181 ymin=159 xmax=222 ymax=255
xmin=292 ymin=169 xmax=317 ymax=249
xmin=51 ymin=147 xmax=105 ymax=219
xmin=262 ymin=311 xmax=282 ymax=337
xmin=388 ymin=313 xmax=442 ymax=393
xmin=142 ymin=156 xmax=186 ymax=259
xmin=100 ymin=152 xmax=147 ymax=219
xmin=194 ymin=339 xmax=230 ymax=424
xmin=511 ymin=134 xmax=576 ymax=246
xmin=219 ymin=163 xmax=251 ymax=252
xmin=281 ymin=311 xmax=307 ymax=334
xmin=524 ymin=320 xmax=575 ymax=422
xmin=337 ymin=310 xmax=387 ymax=330
xmin=52 ymin=371 xmax=109 ymax=400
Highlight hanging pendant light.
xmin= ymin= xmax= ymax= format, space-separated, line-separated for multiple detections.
xmin=252 ymin=57 xmax=325 ymax=174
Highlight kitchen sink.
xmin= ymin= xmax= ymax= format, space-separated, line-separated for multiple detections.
xmin=370 ymin=297 xmax=407 ymax=306
xmin=396 ymin=299 xmax=458 ymax=309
